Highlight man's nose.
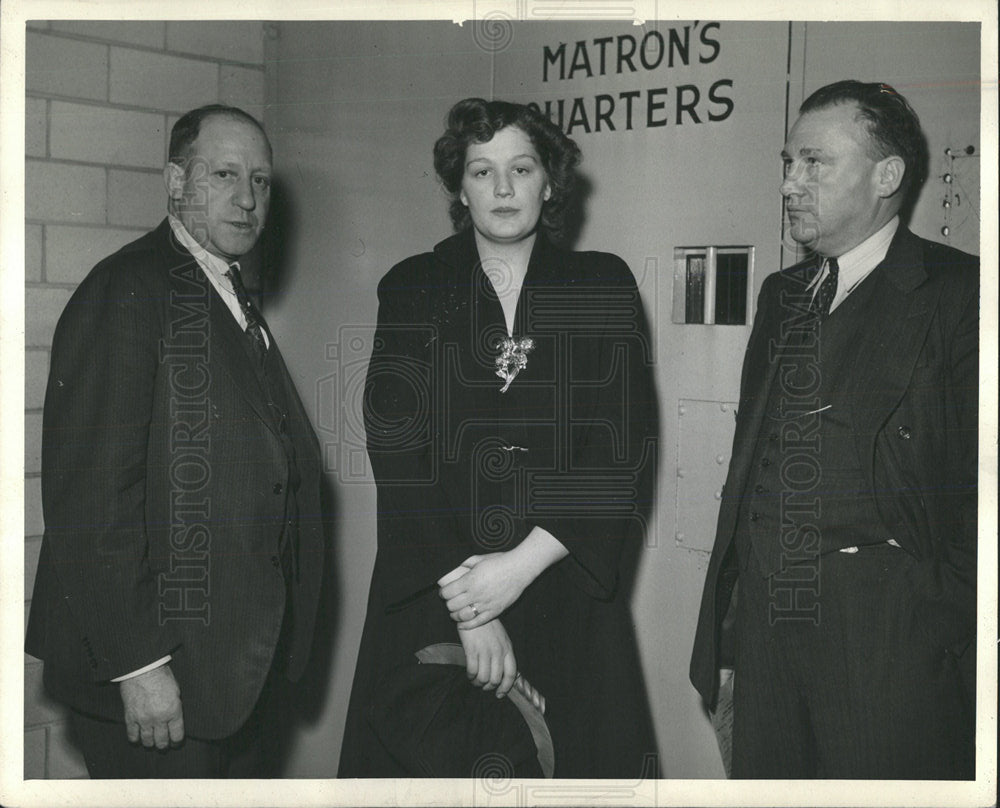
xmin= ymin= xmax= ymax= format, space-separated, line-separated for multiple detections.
xmin=780 ymin=162 xmax=806 ymax=198
xmin=233 ymin=177 xmax=256 ymax=209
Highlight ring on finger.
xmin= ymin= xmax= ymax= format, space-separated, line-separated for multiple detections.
xmin=470 ymin=603 xmax=479 ymax=617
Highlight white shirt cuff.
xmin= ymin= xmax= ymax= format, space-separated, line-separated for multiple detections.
xmin=110 ymin=655 xmax=172 ymax=682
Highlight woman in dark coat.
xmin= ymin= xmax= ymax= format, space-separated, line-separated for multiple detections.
xmin=339 ymin=98 xmax=658 ymax=778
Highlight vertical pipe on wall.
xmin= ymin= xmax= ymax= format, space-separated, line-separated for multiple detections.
xmin=703 ymin=246 xmax=717 ymax=325
xmin=779 ymin=20 xmax=794 ymax=272
xmin=262 ymin=23 xmax=280 ymax=132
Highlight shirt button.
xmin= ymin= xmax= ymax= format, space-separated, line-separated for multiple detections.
xmin=897 ymin=425 xmax=912 ymax=440
xmin=273 ymin=482 xmax=283 ymax=494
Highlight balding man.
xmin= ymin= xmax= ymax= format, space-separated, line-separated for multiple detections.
xmin=27 ymin=105 xmax=326 ymax=778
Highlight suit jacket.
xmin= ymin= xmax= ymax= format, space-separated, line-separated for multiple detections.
xmin=26 ymin=219 xmax=326 ymax=740
xmin=690 ymin=226 xmax=979 ymax=708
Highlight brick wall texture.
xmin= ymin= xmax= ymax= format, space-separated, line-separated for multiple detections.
xmin=23 ymin=20 xmax=266 ymax=779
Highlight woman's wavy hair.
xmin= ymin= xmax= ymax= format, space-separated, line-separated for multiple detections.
xmin=433 ymin=98 xmax=581 ymax=242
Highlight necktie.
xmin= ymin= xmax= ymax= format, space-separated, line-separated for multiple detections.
xmin=226 ymin=263 xmax=268 ymax=364
xmin=813 ymin=256 xmax=839 ymax=315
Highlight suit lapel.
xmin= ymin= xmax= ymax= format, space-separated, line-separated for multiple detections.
xmin=158 ymin=221 xmax=279 ymax=435
xmin=727 ymin=261 xmax=818 ymax=498
xmin=209 ymin=286 xmax=281 ymax=433
xmin=264 ymin=335 xmax=323 ymax=458
xmin=847 ymin=228 xmax=939 ymax=445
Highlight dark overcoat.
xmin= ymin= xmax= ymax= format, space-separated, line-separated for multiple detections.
xmin=340 ymin=229 xmax=660 ymax=778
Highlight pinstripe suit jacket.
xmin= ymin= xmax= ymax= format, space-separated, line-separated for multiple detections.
xmin=26 ymin=219 xmax=326 ymax=740
xmin=689 ymin=227 xmax=979 ymax=709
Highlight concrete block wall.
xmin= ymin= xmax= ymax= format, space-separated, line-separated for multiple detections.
xmin=23 ymin=19 xmax=267 ymax=779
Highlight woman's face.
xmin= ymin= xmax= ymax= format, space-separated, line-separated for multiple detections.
xmin=459 ymin=125 xmax=552 ymax=246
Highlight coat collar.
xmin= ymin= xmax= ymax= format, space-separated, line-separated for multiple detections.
xmin=432 ymin=227 xmax=565 ymax=285
xmin=432 ymin=227 xmax=479 ymax=272
xmin=869 ymin=223 xmax=928 ymax=293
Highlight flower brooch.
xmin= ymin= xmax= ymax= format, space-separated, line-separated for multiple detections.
xmin=495 ymin=336 xmax=534 ymax=393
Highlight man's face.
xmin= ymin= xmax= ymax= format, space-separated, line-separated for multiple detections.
xmin=780 ymin=103 xmax=887 ymax=257
xmin=167 ymin=115 xmax=272 ymax=260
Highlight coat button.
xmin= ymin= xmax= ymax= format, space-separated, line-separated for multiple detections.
xmin=760 ymin=457 xmax=771 ymax=467
xmin=750 ymin=511 xmax=761 ymax=522
xmin=273 ymin=482 xmax=283 ymax=494
xmin=897 ymin=425 xmax=912 ymax=439
xmin=754 ymin=484 xmax=766 ymax=494
xmin=270 ymin=555 xmax=280 ymax=567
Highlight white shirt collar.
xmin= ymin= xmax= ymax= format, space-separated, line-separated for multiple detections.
xmin=808 ymin=216 xmax=899 ymax=311
xmin=166 ymin=214 xmax=269 ymax=346
xmin=168 ymin=214 xmax=238 ymax=296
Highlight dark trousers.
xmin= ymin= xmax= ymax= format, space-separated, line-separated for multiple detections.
xmin=731 ymin=541 xmax=974 ymax=779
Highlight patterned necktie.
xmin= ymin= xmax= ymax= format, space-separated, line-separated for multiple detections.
xmin=226 ymin=263 xmax=268 ymax=364
xmin=813 ymin=256 xmax=839 ymax=315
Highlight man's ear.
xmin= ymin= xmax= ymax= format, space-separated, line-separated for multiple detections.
xmin=875 ymin=155 xmax=905 ymax=198
xmin=164 ymin=161 xmax=185 ymax=200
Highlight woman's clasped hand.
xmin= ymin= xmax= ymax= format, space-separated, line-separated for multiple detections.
xmin=438 ymin=553 xmax=531 ymax=628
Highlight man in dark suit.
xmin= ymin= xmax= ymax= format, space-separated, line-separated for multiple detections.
xmin=26 ymin=105 xmax=326 ymax=778
xmin=690 ymin=81 xmax=978 ymax=778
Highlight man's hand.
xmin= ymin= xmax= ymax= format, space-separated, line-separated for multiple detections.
xmin=119 ymin=664 xmax=184 ymax=748
xmin=457 ymin=619 xmax=518 ymax=697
